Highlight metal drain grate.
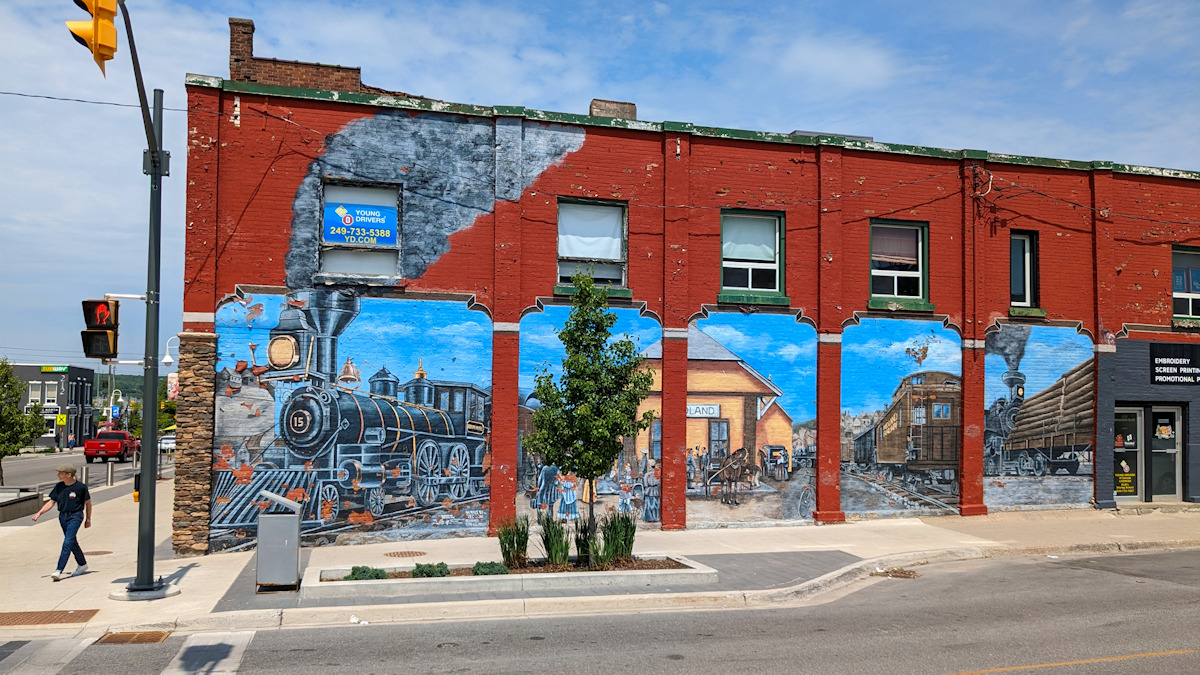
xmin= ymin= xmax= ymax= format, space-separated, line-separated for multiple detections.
xmin=0 ymin=609 xmax=99 ymax=626
xmin=384 ymin=550 xmax=428 ymax=558
xmin=84 ymin=551 xmax=113 ymax=556
xmin=96 ymin=631 xmax=172 ymax=644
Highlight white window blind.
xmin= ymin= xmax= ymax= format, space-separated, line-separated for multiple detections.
xmin=722 ymin=214 xmax=777 ymax=261
xmin=557 ymin=203 xmax=623 ymax=261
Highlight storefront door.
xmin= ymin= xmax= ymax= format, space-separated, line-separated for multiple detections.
xmin=1113 ymin=408 xmax=1142 ymax=501
xmin=1149 ymin=406 xmax=1183 ymax=501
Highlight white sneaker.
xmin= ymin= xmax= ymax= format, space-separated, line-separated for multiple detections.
xmin=72 ymin=564 xmax=89 ymax=577
xmin=51 ymin=570 xmax=65 ymax=581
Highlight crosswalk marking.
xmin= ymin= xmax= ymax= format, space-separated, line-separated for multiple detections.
xmin=7 ymin=637 xmax=95 ymax=675
xmin=160 ymin=631 xmax=256 ymax=675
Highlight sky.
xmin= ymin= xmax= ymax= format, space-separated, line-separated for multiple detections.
xmin=3 ymin=1 xmax=1199 ymax=377
xmin=842 ymin=319 xmax=962 ymax=414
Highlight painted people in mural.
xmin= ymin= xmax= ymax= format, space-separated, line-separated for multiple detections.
xmin=983 ymin=325 xmax=1095 ymax=509
xmin=210 ymin=291 xmax=493 ymax=550
xmin=841 ymin=319 xmax=963 ymax=517
xmin=637 ymin=315 xmax=817 ymax=524
xmin=517 ymin=305 xmax=660 ymax=522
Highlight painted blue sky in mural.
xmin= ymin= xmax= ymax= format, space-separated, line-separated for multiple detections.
xmin=519 ymin=306 xmax=659 ymax=400
xmin=216 ymin=295 xmax=493 ymax=388
xmin=984 ymin=327 xmax=1092 ymax=405
xmin=696 ymin=314 xmax=817 ymax=423
xmin=842 ymin=319 xmax=962 ymax=415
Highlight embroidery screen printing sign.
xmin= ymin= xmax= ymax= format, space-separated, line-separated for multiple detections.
xmin=1150 ymin=343 xmax=1200 ymax=385
xmin=323 ymin=202 xmax=397 ymax=246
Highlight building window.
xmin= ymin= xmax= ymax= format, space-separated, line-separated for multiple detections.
xmin=934 ymin=404 xmax=951 ymax=419
xmin=1011 ymin=232 xmax=1038 ymax=307
xmin=870 ymin=222 xmax=924 ymax=299
xmin=1173 ymin=248 xmax=1200 ymax=318
xmin=44 ymin=383 xmax=57 ymax=406
xmin=651 ymin=419 xmax=662 ymax=460
xmin=319 ymin=183 xmax=400 ymax=278
xmin=708 ymin=419 xmax=730 ymax=456
xmin=722 ymin=212 xmax=782 ymax=293
xmin=913 ymin=406 xmax=927 ymax=425
xmin=911 ymin=375 xmax=924 ymax=385
xmin=557 ymin=201 xmax=625 ymax=286
xmin=27 ymin=382 xmax=41 ymax=403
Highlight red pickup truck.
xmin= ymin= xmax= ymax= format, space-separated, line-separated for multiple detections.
xmin=84 ymin=431 xmax=140 ymax=463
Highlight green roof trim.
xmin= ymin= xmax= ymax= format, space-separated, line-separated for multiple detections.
xmin=183 ymin=73 xmax=1200 ymax=182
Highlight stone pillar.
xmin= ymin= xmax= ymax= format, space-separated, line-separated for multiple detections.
xmin=172 ymin=332 xmax=218 ymax=556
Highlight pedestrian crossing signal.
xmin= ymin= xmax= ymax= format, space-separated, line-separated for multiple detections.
xmin=81 ymin=299 xmax=119 ymax=359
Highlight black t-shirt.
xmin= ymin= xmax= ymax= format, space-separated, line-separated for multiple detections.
xmin=49 ymin=481 xmax=90 ymax=514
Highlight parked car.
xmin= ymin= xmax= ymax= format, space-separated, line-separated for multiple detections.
xmin=158 ymin=435 xmax=176 ymax=453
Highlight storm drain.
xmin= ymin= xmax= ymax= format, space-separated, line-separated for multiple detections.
xmin=96 ymin=631 xmax=172 ymax=644
xmin=0 ymin=609 xmax=99 ymax=626
xmin=384 ymin=551 xmax=427 ymax=558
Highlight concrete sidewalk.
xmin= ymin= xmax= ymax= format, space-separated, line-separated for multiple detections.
xmin=2 ymin=476 xmax=1197 ymax=640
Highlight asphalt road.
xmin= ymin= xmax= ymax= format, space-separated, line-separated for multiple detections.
xmin=6 ymin=549 xmax=1196 ymax=674
xmin=1 ymin=449 xmax=170 ymax=492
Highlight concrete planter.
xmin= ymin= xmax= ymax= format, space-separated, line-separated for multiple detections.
xmin=300 ymin=555 xmax=717 ymax=600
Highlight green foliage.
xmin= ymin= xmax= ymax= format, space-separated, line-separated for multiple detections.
xmin=600 ymin=511 xmax=638 ymax=561
xmin=412 ymin=562 xmax=451 ymax=578
xmin=497 ymin=515 xmax=530 ymax=568
xmin=471 ymin=561 xmax=509 ymax=576
xmin=537 ymin=511 xmax=571 ymax=566
xmin=573 ymin=518 xmax=597 ymax=564
xmin=0 ymin=359 xmax=49 ymax=486
xmin=344 ymin=565 xmax=387 ymax=580
xmin=523 ymin=271 xmax=654 ymax=567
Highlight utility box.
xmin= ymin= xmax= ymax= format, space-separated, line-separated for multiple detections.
xmin=256 ymin=490 xmax=302 ymax=590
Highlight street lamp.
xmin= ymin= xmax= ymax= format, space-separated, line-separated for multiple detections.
xmin=108 ymin=389 xmax=123 ymax=429
xmin=161 ymin=335 xmax=180 ymax=366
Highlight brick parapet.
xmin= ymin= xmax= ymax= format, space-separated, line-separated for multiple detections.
xmin=172 ymin=332 xmax=218 ymax=556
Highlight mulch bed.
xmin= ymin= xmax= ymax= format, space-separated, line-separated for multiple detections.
xmin=381 ymin=557 xmax=685 ymax=579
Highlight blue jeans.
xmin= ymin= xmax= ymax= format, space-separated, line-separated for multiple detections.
xmin=57 ymin=511 xmax=87 ymax=571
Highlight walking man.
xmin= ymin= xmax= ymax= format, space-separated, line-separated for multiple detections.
xmin=32 ymin=464 xmax=91 ymax=580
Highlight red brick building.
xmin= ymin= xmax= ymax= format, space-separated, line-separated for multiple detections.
xmin=172 ymin=18 xmax=1200 ymax=554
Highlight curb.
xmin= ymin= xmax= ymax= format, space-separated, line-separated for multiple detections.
xmin=31 ymin=539 xmax=1200 ymax=637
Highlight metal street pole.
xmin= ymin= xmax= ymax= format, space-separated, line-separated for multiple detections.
xmin=119 ymin=0 xmax=169 ymax=594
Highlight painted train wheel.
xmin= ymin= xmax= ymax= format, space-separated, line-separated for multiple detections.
xmin=319 ymin=483 xmax=340 ymax=523
xmin=1016 ymin=451 xmax=1033 ymax=477
xmin=447 ymin=444 xmax=470 ymax=501
xmin=413 ymin=439 xmax=442 ymax=507
xmin=1031 ymin=453 xmax=1048 ymax=477
xmin=367 ymin=487 xmax=385 ymax=516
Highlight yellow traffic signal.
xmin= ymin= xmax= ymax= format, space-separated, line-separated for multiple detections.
xmin=81 ymin=299 xmax=120 ymax=359
xmin=66 ymin=0 xmax=118 ymax=75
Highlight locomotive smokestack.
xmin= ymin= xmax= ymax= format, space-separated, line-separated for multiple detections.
xmin=1002 ymin=369 xmax=1026 ymax=402
xmin=290 ymin=289 xmax=360 ymax=382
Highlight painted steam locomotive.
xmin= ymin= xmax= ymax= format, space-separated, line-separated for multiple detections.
xmin=983 ymin=361 xmax=1092 ymax=477
xmin=215 ymin=289 xmax=490 ymax=528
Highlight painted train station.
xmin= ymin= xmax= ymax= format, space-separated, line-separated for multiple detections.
xmin=171 ymin=19 xmax=1200 ymax=554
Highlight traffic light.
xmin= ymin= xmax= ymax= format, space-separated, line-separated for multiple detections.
xmin=81 ymin=299 xmax=119 ymax=359
xmin=66 ymin=0 xmax=119 ymax=76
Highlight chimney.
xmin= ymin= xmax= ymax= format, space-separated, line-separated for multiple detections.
xmin=590 ymin=98 xmax=636 ymax=121
xmin=229 ymin=17 xmax=255 ymax=82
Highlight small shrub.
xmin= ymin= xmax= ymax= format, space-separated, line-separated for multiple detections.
xmin=471 ymin=561 xmax=509 ymax=576
xmin=537 ymin=511 xmax=570 ymax=566
xmin=344 ymin=565 xmax=387 ymax=581
xmin=573 ymin=518 xmax=598 ymax=567
xmin=498 ymin=515 xmax=530 ymax=568
xmin=601 ymin=511 xmax=637 ymax=561
xmin=412 ymin=562 xmax=450 ymax=578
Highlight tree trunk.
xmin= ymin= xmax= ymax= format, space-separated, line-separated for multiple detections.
xmin=587 ymin=478 xmax=596 ymax=570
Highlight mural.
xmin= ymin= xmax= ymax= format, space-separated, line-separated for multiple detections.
xmin=210 ymin=290 xmax=493 ymax=550
xmin=641 ymin=316 xmax=817 ymax=524
xmin=841 ymin=319 xmax=963 ymax=516
xmin=983 ymin=325 xmax=1094 ymax=509
xmin=516 ymin=306 xmax=660 ymax=523
xmin=285 ymin=111 xmax=584 ymax=287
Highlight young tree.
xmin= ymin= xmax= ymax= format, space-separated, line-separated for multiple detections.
xmin=524 ymin=272 xmax=655 ymax=568
xmin=0 ymin=358 xmax=49 ymax=486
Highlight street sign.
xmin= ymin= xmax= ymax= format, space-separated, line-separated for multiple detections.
xmin=111 ymin=404 xmax=121 ymax=419
xmin=56 ymin=414 xmax=67 ymax=426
